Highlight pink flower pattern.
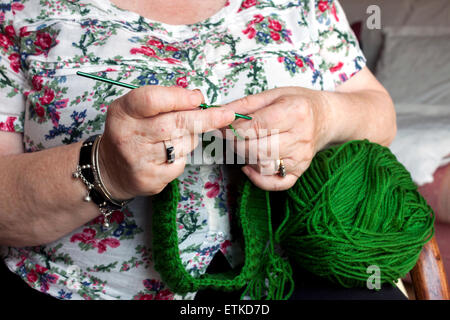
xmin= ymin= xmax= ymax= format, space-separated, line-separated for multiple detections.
xmin=70 ymin=228 xmax=121 ymax=254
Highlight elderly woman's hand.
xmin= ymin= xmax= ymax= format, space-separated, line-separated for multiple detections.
xmin=99 ymin=86 xmax=235 ymax=200
xmin=223 ymin=87 xmax=333 ymax=191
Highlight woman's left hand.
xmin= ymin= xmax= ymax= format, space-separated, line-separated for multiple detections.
xmin=223 ymin=87 xmax=333 ymax=191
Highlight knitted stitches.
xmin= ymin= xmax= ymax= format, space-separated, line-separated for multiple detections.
xmin=152 ymin=176 xmax=270 ymax=294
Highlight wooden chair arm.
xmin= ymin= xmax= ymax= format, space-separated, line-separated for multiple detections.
xmin=410 ymin=236 xmax=450 ymax=300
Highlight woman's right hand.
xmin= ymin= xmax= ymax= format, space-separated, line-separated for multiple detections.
xmin=98 ymin=85 xmax=235 ymax=200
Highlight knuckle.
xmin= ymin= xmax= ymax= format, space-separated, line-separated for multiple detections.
xmin=250 ymin=118 xmax=263 ymax=138
xmin=239 ymin=95 xmax=252 ymax=108
xmin=276 ymin=96 xmax=291 ymax=107
xmin=294 ymin=106 xmax=307 ymax=121
xmin=296 ymin=100 xmax=311 ymax=120
xmin=120 ymin=92 xmax=132 ymax=109
xmin=121 ymin=92 xmax=138 ymax=116
xmin=142 ymin=87 xmax=156 ymax=108
xmin=107 ymin=100 xmax=127 ymax=120
xmin=174 ymin=112 xmax=187 ymax=130
xmin=108 ymin=127 xmax=130 ymax=149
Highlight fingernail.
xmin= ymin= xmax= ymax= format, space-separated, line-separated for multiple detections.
xmin=221 ymin=109 xmax=235 ymax=123
xmin=190 ymin=92 xmax=201 ymax=105
xmin=191 ymin=89 xmax=205 ymax=104
xmin=242 ymin=166 xmax=249 ymax=175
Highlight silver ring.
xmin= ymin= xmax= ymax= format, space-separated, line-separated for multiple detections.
xmin=163 ymin=140 xmax=175 ymax=164
xmin=276 ymin=159 xmax=286 ymax=178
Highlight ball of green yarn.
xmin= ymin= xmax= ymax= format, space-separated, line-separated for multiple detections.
xmin=276 ymin=140 xmax=434 ymax=288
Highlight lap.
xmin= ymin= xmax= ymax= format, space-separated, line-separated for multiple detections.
xmin=1 ymin=252 xmax=408 ymax=301
xmin=194 ymin=251 xmax=408 ymax=301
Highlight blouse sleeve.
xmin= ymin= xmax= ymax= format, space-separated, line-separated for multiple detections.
xmin=314 ymin=0 xmax=367 ymax=87
xmin=0 ymin=13 xmax=27 ymax=133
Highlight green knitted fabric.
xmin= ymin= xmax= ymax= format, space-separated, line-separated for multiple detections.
xmin=152 ymin=140 xmax=434 ymax=299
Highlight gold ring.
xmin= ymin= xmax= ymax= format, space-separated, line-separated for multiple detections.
xmin=276 ymin=159 xmax=286 ymax=178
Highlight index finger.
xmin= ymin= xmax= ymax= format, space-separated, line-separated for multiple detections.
xmin=145 ymin=106 xmax=236 ymax=141
xmin=222 ymin=97 xmax=299 ymax=140
xmin=221 ymin=87 xmax=298 ymax=115
xmin=117 ymin=85 xmax=204 ymax=118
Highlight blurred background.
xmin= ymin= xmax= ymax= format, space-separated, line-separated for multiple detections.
xmin=341 ymin=0 xmax=450 ymax=298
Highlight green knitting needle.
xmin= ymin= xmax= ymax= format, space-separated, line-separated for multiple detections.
xmin=76 ymin=71 xmax=252 ymax=121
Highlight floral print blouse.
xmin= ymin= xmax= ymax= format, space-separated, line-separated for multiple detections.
xmin=0 ymin=0 xmax=365 ymax=300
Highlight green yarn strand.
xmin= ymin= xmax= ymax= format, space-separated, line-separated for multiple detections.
xmin=240 ymin=191 xmax=294 ymax=300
